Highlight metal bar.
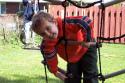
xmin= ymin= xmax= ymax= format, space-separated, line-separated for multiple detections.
xmin=99 ymin=69 xmax=125 ymax=80
xmin=44 ymin=0 xmax=125 ymax=8
xmin=98 ymin=0 xmax=125 ymax=8
xmin=43 ymin=0 xmax=63 ymax=4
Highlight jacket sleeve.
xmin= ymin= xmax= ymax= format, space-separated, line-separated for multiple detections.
xmin=23 ymin=0 xmax=28 ymax=6
xmin=40 ymin=39 xmax=58 ymax=74
xmin=66 ymin=16 xmax=94 ymax=42
xmin=81 ymin=16 xmax=94 ymax=41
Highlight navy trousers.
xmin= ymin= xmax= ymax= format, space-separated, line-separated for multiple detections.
xmin=64 ymin=46 xmax=98 ymax=83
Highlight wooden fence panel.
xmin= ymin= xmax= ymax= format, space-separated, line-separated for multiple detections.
xmin=121 ymin=7 xmax=125 ymax=43
xmin=48 ymin=5 xmax=63 ymax=17
xmin=77 ymin=8 xmax=83 ymax=16
xmin=104 ymin=7 xmax=110 ymax=43
xmin=67 ymin=6 xmax=77 ymax=16
xmin=115 ymin=7 xmax=122 ymax=43
xmin=110 ymin=7 xmax=116 ymax=43
xmin=48 ymin=5 xmax=125 ymax=44
xmin=93 ymin=7 xmax=100 ymax=39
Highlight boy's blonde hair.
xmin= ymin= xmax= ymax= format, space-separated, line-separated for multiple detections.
xmin=31 ymin=11 xmax=54 ymax=33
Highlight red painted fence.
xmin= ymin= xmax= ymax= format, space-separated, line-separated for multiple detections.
xmin=48 ymin=5 xmax=125 ymax=44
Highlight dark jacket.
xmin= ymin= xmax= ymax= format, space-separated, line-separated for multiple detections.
xmin=23 ymin=0 xmax=39 ymax=21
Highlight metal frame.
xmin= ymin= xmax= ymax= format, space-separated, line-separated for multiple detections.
xmin=43 ymin=0 xmax=125 ymax=8
xmin=99 ymin=69 xmax=125 ymax=81
xmin=40 ymin=0 xmax=125 ymax=82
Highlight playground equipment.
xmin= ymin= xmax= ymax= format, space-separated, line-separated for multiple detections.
xmin=39 ymin=0 xmax=125 ymax=83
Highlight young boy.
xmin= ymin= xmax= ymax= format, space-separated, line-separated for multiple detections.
xmin=31 ymin=11 xmax=99 ymax=83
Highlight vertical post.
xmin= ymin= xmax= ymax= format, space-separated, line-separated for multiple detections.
xmin=34 ymin=0 xmax=38 ymax=14
xmin=61 ymin=10 xmax=64 ymax=18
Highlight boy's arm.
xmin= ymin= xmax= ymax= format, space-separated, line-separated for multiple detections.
xmin=81 ymin=16 xmax=94 ymax=41
xmin=80 ymin=16 xmax=95 ymax=46
xmin=41 ymin=39 xmax=68 ymax=80
xmin=60 ymin=40 xmax=96 ymax=48
xmin=76 ymin=16 xmax=96 ymax=47
xmin=40 ymin=39 xmax=58 ymax=74
xmin=42 ymin=60 xmax=67 ymax=80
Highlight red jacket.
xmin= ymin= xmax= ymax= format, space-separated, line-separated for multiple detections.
xmin=40 ymin=16 xmax=94 ymax=74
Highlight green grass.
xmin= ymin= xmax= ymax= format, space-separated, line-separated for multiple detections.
xmin=99 ymin=43 xmax=125 ymax=83
xmin=0 ymin=43 xmax=125 ymax=83
xmin=0 ymin=44 xmax=64 ymax=83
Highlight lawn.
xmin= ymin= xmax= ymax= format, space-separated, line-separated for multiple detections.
xmin=0 ymin=43 xmax=125 ymax=83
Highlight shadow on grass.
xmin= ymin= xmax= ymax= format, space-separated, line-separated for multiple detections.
xmin=0 ymin=74 xmax=63 ymax=83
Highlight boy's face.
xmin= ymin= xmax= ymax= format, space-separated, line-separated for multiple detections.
xmin=38 ymin=21 xmax=58 ymax=40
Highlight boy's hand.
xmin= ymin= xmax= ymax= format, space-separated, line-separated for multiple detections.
xmin=55 ymin=71 xmax=67 ymax=81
